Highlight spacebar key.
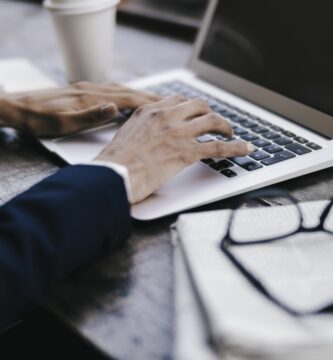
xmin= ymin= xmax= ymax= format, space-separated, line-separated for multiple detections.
xmin=261 ymin=151 xmax=296 ymax=166
xmin=230 ymin=157 xmax=263 ymax=171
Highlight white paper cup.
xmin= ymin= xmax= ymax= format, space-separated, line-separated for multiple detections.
xmin=44 ymin=0 xmax=119 ymax=83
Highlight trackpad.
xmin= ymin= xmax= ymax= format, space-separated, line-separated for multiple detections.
xmin=53 ymin=124 xmax=119 ymax=163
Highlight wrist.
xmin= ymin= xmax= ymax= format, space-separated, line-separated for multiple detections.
xmin=95 ymin=153 xmax=152 ymax=204
xmin=0 ymin=96 xmax=24 ymax=129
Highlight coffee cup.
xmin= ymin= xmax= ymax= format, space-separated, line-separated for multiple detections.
xmin=43 ymin=0 xmax=119 ymax=83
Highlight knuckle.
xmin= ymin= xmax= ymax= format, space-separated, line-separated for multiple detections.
xmin=164 ymin=125 xmax=189 ymax=140
xmin=215 ymin=141 xmax=226 ymax=155
xmin=78 ymin=93 xmax=92 ymax=106
xmin=192 ymin=97 xmax=209 ymax=110
xmin=175 ymin=94 xmax=187 ymax=102
xmin=166 ymin=126 xmax=183 ymax=139
xmin=180 ymin=148 xmax=196 ymax=166
xmin=208 ymin=113 xmax=222 ymax=128
xmin=149 ymin=109 xmax=165 ymax=119
xmin=134 ymin=105 xmax=145 ymax=116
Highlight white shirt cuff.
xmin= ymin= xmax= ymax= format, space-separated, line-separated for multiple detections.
xmin=79 ymin=161 xmax=132 ymax=203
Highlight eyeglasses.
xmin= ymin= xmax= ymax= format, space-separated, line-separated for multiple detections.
xmin=220 ymin=189 xmax=333 ymax=316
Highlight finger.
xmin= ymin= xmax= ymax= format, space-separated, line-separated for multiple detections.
xmin=76 ymin=82 xmax=161 ymax=102
xmin=59 ymin=103 xmax=118 ymax=135
xmin=95 ymin=88 xmax=161 ymax=102
xmin=165 ymin=97 xmax=211 ymax=121
xmin=198 ymin=140 xmax=255 ymax=159
xmin=116 ymin=86 xmax=161 ymax=101
xmin=146 ymin=95 xmax=187 ymax=110
xmin=187 ymin=112 xmax=233 ymax=139
xmin=82 ymin=93 xmax=156 ymax=109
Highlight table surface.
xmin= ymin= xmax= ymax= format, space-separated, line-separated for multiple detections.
xmin=1 ymin=1 xmax=332 ymax=360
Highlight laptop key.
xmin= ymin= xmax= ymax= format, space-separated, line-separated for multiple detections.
xmin=242 ymin=121 xmax=257 ymax=129
xmin=263 ymin=144 xmax=283 ymax=154
xmin=221 ymin=169 xmax=238 ymax=178
xmin=307 ymin=142 xmax=322 ymax=150
xmin=270 ymin=125 xmax=284 ymax=132
xmin=155 ymin=89 xmax=176 ymax=97
xmin=212 ymin=104 xmax=227 ymax=112
xmin=185 ymin=91 xmax=201 ymax=99
xmin=229 ymin=115 xmax=247 ymax=123
xmin=285 ymin=143 xmax=312 ymax=155
xmin=121 ymin=108 xmax=135 ymax=118
xmin=218 ymin=109 xmax=234 ymax=118
xmin=252 ymin=126 xmax=269 ymax=134
xmin=263 ymin=132 xmax=281 ymax=140
xmin=215 ymin=159 xmax=234 ymax=170
xmin=197 ymin=134 xmax=215 ymax=143
xmin=261 ymin=151 xmax=296 ymax=165
xmin=165 ymin=82 xmax=184 ymax=91
xmin=201 ymin=158 xmax=215 ymax=164
xmin=250 ymin=151 xmax=270 ymax=161
xmin=234 ymin=128 xmax=249 ymax=136
xmin=209 ymin=163 xmax=221 ymax=170
xmin=254 ymin=118 xmax=271 ymax=126
xmin=209 ymin=159 xmax=234 ymax=171
xmin=252 ymin=139 xmax=271 ymax=147
xmin=241 ymin=133 xmax=259 ymax=141
xmin=274 ymin=137 xmax=293 ymax=146
xmin=282 ymin=130 xmax=296 ymax=138
xmin=215 ymin=135 xmax=232 ymax=141
xmin=230 ymin=157 xmax=263 ymax=171
xmin=294 ymin=136 xmax=309 ymax=144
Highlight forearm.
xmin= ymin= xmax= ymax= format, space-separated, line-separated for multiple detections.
xmin=0 ymin=165 xmax=131 ymax=333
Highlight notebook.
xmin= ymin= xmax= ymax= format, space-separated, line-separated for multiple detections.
xmin=173 ymin=201 xmax=333 ymax=359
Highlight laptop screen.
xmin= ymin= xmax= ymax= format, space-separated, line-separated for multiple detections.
xmin=199 ymin=1 xmax=333 ymax=118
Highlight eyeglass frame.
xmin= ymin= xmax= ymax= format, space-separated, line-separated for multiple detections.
xmin=219 ymin=189 xmax=333 ymax=316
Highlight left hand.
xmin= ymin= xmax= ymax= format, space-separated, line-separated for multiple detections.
xmin=1 ymin=82 xmax=160 ymax=137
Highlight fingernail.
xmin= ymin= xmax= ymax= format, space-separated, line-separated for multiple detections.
xmin=101 ymin=104 xmax=116 ymax=118
xmin=247 ymin=143 xmax=256 ymax=153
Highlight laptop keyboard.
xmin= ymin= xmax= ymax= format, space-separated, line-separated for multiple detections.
xmin=122 ymin=81 xmax=322 ymax=179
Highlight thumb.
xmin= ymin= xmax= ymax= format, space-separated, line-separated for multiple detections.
xmin=61 ymin=103 xmax=118 ymax=134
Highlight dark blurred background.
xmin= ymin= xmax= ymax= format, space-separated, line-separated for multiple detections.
xmin=22 ymin=0 xmax=208 ymax=41
xmin=118 ymin=0 xmax=207 ymax=37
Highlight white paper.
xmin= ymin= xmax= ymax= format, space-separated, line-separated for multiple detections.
xmin=173 ymin=228 xmax=220 ymax=360
xmin=0 ymin=58 xmax=56 ymax=92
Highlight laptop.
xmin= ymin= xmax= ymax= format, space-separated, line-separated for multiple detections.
xmin=41 ymin=0 xmax=333 ymax=220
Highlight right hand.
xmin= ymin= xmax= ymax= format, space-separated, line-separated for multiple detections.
xmin=0 ymin=82 xmax=160 ymax=137
xmin=95 ymin=95 xmax=255 ymax=204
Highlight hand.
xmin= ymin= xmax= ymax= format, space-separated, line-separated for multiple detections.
xmin=0 ymin=82 xmax=160 ymax=137
xmin=95 ymin=96 xmax=255 ymax=204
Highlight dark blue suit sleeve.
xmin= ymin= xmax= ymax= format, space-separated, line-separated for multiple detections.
xmin=0 ymin=165 xmax=131 ymax=333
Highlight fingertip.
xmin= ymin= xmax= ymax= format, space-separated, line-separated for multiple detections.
xmin=148 ymin=92 xmax=162 ymax=100
xmin=246 ymin=142 xmax=256 ymax=153
xmin=229 ymin=139 xmax=253 ymax=157
xmin=101 ymin=103 xmax=117 ymax=118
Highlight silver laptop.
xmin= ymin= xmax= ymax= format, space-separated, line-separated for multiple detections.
xmin=42 ymin=0 xmax=333 ymax=220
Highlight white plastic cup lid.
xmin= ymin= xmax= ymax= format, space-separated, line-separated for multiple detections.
xmin=43 ymin=0 xmax=119 ymax=15
xmin=51 ymin=0 xmax=91 ymax=3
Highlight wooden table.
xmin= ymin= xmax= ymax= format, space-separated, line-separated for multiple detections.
xmin=1 ymin=1 xmax=332 ymax=359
